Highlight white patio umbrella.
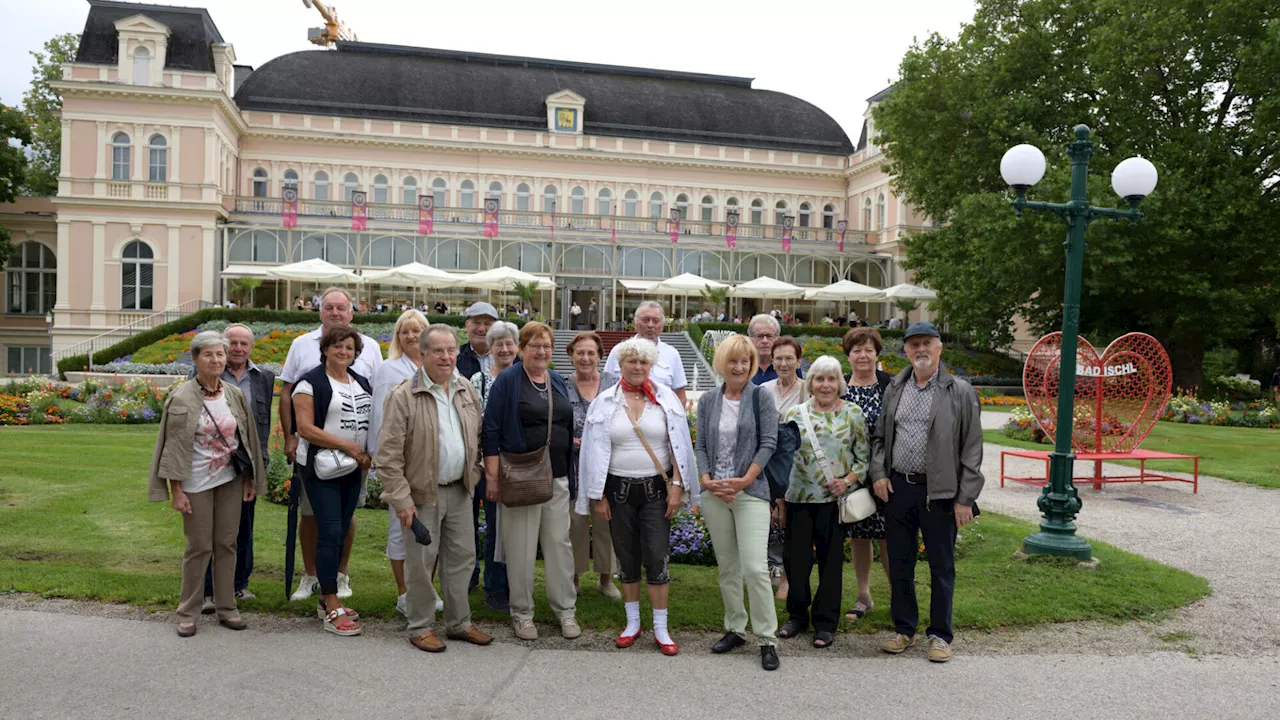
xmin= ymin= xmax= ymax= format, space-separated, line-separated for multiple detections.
xmin=454 ymin=266 xmax=557 ymax=291
xmin=361 ymin=262 xmax=457 ymax=288
xmin=729 ymin=275 xmax=805 ymax=299
xmin=648 ymin=272 xmax=730 ymax=296
xmin=872 ymin=282 xmax=938 ymax=301
xmin=802 ymin=279 xmax=882 ymax=301
xmin=265 ymin=258 xmax=364 ymax=284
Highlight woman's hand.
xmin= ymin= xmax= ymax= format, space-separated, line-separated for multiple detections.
xmin=771 ymin=498 xmax=787 ymax=529
xmin=171 ymin=489 xmax=192 ymax=515
xmin=356 ymin=452 xmax=372 ymax=471
xmin=242 ymin=478 xmax=256 ymax=502
xmin=397 ymin=505 xmax=418 ymax=528
xmin=665 ymin=485 xmax=684 ymax=519
xmin=711 ymin=478 xmax=739 ymax=503
xmin=486 ymin=475 xmax=501 ymax=503
xmin=573 ymin=437 xmax=582 ymax=450
xmin=824 ymin=476 xmax=850 ymax=497
xmin=594 ymin=497 xmax=611 ymax=521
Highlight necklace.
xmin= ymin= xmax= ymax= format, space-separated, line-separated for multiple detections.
xmin=197 ymin=378 xmax=222 ymax=398
xmin=527 ymin=372 xmax=548 ymax=400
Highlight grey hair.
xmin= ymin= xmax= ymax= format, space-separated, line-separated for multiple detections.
xmin=418 ymin=324 xmax=459 ymax=354
xmin=486 ymin=320 xmax=519 ymax=346
xmin=748 ymin=313 xmax=780 ymax=336
xmin=636 ymin=300 xmax=664 ymax=317
xmin=612 ymin=337 xmax=659 ymax=366
xmin=221 ymin=323 xmax=254 ymax=341
xmin=190 ymin=330 xmax=229 ymax=357
xmin=804 ymin=355 xmax=844 ymax=397
xmin=319 ymin=287 xmax=354 ymax=307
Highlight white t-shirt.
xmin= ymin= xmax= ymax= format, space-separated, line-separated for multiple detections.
xmin=571 ymin=304 xmax=582 ymax=316
xmin=712 ymin=398 xmax=741 ymax=480
xmin=293 ymin=376 xmax=372 ymax=466
xmin=603 ymin=337 xmax=688 ymax=392
xmin=185 ymin=395 xmax=240 ymax=494
xmin=280 ymin=326 xmax=384 ymax=384
xmin=370 ymin=355 xmax=419 ymax=455
xmin=608 ymin=401 xmax=671 ymax=478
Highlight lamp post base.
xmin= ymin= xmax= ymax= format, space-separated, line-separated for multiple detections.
xmin=1020 ymin=529 xmax=1094 ymax=562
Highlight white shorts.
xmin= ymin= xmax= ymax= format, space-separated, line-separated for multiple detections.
xmin=386 ymin=505 xmax=406 ymax=561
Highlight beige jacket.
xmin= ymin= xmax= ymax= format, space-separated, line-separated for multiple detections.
xmin=147 ymin=379 xmax=268 ymax=501
xmin=376 ymin=370 xmax=483 ymax=511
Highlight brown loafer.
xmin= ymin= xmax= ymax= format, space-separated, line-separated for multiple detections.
xmin=409 ymin=630 xmax=447 ymax=653
xmin=176 ymin=623 xmax=197 ymax=638
xmin=447 ymin=625 xmax=494 ymax=646
xmin=219 ymin=618 xmax=248 ymax=631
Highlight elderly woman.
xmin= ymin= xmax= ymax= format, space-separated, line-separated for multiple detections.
xmin=577 ymin=337 xmax=697 ymax=655
xmin=777 ymin=356 xmax=869 ymax=649
xmin=470 ymin=320 xmax=519 ymax=612
xmin=370 ymin=309 xmax=428 ymax=617
xmin=758 ymin=335 xmax=806 ymax=600
xmin=841 ymin=327 xmax=895 ymax=623
xmin=694 ymin=334 xmax=781 ymax=671
xmin=149 ymin=331 xmax=266 ymax=637
xmin=481 ymin=321 xmax=580 ymax=641
xmin=565 ymin=332 xmax=621 ymax=600
xmin=292 ymin=326 xmax=374 ymax=636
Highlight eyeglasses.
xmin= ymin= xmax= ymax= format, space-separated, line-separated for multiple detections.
xmin=526 ymin=343 xmax=553 ymax=352
xmin=751 ymin=333 xmax=778 ymax=341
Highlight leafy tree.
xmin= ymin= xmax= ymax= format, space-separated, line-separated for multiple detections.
xmin=698 ymin=285 xmax=730 ymax=319
xmin=0 ymin=102 xmax=34 ymax=266
xmin=511 ymin=280 xmax=538 ymax=316
xmin=230 ymin=278 xmax=262 ymax=306
xmin=874 ymin=0 xmax=1280 ymax=388
xmin=21 ymin=33 xmax=79 ymax=196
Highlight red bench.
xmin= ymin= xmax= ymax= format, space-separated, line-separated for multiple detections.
xmin=1000 ymin=448 xmax=1199 ymax=493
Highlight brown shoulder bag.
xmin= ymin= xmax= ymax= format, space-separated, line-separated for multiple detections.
xmin=498 ymin=375 xmax=555 ymax=507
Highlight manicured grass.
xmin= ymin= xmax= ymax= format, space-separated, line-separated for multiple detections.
xmin=984 ymin=422 xmax=1280 ymax=488
xmin=0 ymin=425 xmax=1209 ymax=632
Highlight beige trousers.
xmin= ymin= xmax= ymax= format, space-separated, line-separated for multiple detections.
xmin=404 ymin=481 xmax=475 ymax=636
xmin=700 ymin=491 xmax=778 ymax=646
xmin=177 ymin=480 xmax=242 ymax=623
xmin=500 ymin=475 xmax=576 ymax=623
xmin=570 ymin=503 xmax=615 ymax=577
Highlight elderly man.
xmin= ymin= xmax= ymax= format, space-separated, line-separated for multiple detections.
xmin=456 ymin=302 xmax=498 ymax=381
xmin=869 ymin=321 xmax=983 ymax=663
xmin=191 ymin=324 xmax=274 ymax=612
xmin=604 ymin=301 xmax=688 ymax=406
xmin=748 ymin=314 xmax=801 ymax=386
xmin=377 ymin=324 xmax=491 ymax=652
xmin=280 ymin=287 xmax=384 ymax=602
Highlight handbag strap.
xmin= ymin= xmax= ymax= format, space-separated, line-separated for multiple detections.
xmin=201 ymin=401 xmax=238 ymax=455
xmin=798 ymin=404 xmax=837 ymax=486
xmin=623 ymin=399 xmax=668 ymax=479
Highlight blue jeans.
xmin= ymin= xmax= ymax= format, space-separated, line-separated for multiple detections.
xmin=203 ymin=498 xmax=255 ymax=596
xmin=301 ymin=467 xmax=362 ymax=596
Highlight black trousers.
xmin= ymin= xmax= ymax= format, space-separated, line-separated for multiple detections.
xmin=605 ymin=474 xmax=671 ymax=585
xmin=301 ymin=467 xmax=362 ymax=597
xmin=783 ymin=501 xmax=844 ymax=633
xmin=203 ymin=497 xmax=255 ymax=596
xmin=884 ymin=473 xmax=957 ymax=643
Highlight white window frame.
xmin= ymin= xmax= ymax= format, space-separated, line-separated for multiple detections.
xmin=147 ymin=135 xmax=167 ymax=183
xmin=111 ymin=132 xmax=131 ymax=181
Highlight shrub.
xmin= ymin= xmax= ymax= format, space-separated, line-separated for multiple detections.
xmin=669 ymin=508 xmax=716 ymax=565
xmin=1000 ymin=406 xmax=1050 ymax=444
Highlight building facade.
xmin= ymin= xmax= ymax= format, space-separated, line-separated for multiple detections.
xmin=1 ymin=0 xmax=934 ymax=374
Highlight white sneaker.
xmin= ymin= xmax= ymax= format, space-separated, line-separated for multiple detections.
xmin=396 ymin=593 xmax=408 ymax=617
xmin=235 ymin=589 xmax=255 ymax=601
xmin=336 ymin=573 xmax=353 ymax=599
xmin=290 ymin=575 xmax=318 ymax=601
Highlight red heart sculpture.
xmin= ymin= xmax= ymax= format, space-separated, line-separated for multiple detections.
xmin=1022 ymin=332 xmax=1172 ymax=453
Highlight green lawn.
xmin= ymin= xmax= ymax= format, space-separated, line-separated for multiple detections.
xmin=983 ymin=421 xmax=1280 ymax=488
xmin=1 ymin=425 xmax=1209 ymax=632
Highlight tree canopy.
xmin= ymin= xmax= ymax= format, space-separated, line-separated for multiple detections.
xmin=873 ymin=0 xmax=1280 ymax=387
xmin=21 ymin=33 xmax=78 ymax=196
xmin=0 ymin=101 xmax=34 ymax=266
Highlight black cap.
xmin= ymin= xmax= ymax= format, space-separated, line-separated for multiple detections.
xmin=903 ymin=321 xmax=941 ymax=341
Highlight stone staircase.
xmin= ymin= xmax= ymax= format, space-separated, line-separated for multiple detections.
xmin=550 ymin=330 xmax=717 ymax=391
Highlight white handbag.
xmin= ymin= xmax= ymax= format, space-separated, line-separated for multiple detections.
xmin=798 ymin=404 xmax=876 ymax=524
xmin=314 ymin=448 xmax=359 ymax=480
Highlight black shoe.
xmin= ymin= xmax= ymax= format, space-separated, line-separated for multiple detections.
xmin=778 ymin=618 xmax=806 ymax=639
xmin=711 ymin=632 xmax=746 ymax=654
xmin=761 ymin=645 xmax=780 ymax=671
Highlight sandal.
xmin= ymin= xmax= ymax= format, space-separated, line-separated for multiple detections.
xmin=322 ymin=607 xmax=362 ymax=636
xmin=778 ymin=619 xmax=806 ymax=639
xmin=845 ymin=600 xmax=872 ymax=622
xmin=316 ymin=604 xmax=360 ymax=621
xmin=813 ymin=630 xmax=835 ymax=648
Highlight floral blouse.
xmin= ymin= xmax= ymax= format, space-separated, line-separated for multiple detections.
xmin=842 ymin=380 xmax=885 ymax=433
xmin=783 ymin=400 xmax=869 ymax=504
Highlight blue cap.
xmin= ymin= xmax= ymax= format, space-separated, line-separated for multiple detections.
xmin=903 ymin=321 xmax=941 ymax=341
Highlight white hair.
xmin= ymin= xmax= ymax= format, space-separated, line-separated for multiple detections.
xmin=636 ymin=300 xmax=664 ymax=317
xmin=221 ymin=323 xmax=254 ymax=341
xmin=804 ymin=355 xmax=844 ymax=397
xmin=319 ymin=287 xmax=353 ymax=308
xmin=418 ymin=324 xmax=459 ymax=354
xmin=748 ymin=313 xmax=780 ymax=336
xmin=190 ymin=330 xmax=229 ymax=357
xmin=486 ymin=321 xmax=520 ymax=346
xmin=612 ymin=336 xmax=660 ymax=366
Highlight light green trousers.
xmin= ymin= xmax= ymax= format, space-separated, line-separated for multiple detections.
xmin=700 ymin=491 xmax=778 ymax=646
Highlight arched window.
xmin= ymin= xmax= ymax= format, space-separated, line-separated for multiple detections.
xmin=774 ymin=200 xmax=788 ymax=225
xmin=570 ymin=186 xmax=585 ymax=214
xmin=364 ymin=236 xmax=419 ymax=267
xmin=432 ymin=178 xmax=447 ymax=207
xmin=343 ymin=173 xmax=359 ymax=202
xmin=147 ymin=135 xmax=167 ymax=182
xmin=822 ymin=203 xmax=836 ymax=229
xmin=133 ymin=46 xmax=150 ymax=86
xmin=111 ymin=132 xmax=131 ymax=181
xmin=877 ymin=193 xmax=886 ymax=230
xmin=228 ymin=230 xmax=283 ymax=264
xmin=750 ymin=199 xmax=764 ymax=225
xmin=251 ymin=167 xmax=268 ymax=198
xmin=516 ymin=182 xmax=531 ymax=211
xmin=700 ymin=195 xmax=714 ymax=222
xmin=401 ymin=176 xmax=417 ymax=205
xmin=798 ymin=202 xmax=812 ymax=227
xmin=597 ymin=188 xmax=612 ymax=215
xmin=676 ymin=193 xmax=689 ymax=220
xmin=649 ymin=192 xmax=664 ymax=219
xmin=460 ymin=179 xmax=475 ymax=208
xmin=373 ymin=174 xmax=388 ymax=204
xmin=543 ymin=184 xmax=558 ymax=212
xmin=5 ymin=242 xmax=56 ymax=314
xmin=283 ymin=169 xmax=299 ymax=194
xmin=726 ymin=197 xmax=740 ymax=219
xmin=487 ymin=181 xmax=503 ymax=207
xmin=314 ymin=171 xmax=329 ymax=201
xmin=863 ymin=197 xmax=872 ymax=230
xmin=121 ymin=241 xmax=154 ymax=311
xmin=624 ymin=190 xmax=638 ymax=217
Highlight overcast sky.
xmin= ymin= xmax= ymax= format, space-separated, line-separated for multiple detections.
xmin=2 ymin=0 xmax=976 ymax=141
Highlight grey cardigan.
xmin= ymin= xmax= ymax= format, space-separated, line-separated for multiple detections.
xmin=694 ymin=383 xmax=778 ymax=502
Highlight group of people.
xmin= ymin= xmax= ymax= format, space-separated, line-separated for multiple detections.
xmin=149 ymin=290 xmax=984 ymax=670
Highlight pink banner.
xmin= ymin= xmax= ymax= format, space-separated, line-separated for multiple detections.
xmin=725 ymin=210 xmax=739 ymax=249
xmin=351 ymin=191 xmax=368 ymax=231
xmin=282 ymin=187 xmax=298 ymax=228
xmin=611 ymin=225 xmax=617 ymax=244
xmin=668 ymin=208 xmax=680 ymax=244
xmin=483 ymin=198 xmax=500 ymax=238
xmin=781 ymin=216 xmax=794 ymax=253
xmin=418 ymin=195 xmax=434 ymax=235
xmin=836 ymin=219 xmax=848 ymax=253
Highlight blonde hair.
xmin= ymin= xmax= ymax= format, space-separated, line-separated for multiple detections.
xmin=712 ymin=334 xmax=759 ymax=378
xmin=387 ymin=309 xmax=429 ymax=360
xmin=804 ymin=355 xmax=844 ymax=397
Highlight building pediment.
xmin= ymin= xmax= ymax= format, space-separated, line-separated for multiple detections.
xmin=112 ymin=14 xmax=172 ymax=38
xmin=546 ymin=89 xmax=585 ymax=135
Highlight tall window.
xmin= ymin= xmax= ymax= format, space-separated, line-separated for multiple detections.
xmin=6 ymin=347 xmax=50 ymax=375
xmin=252 ymin=168 xmax=268 ymax=197
xmin=700 ymin=195 xmax=714 ymax=222
xmin=373 ymin=174 xmax=388 ymax=204
xmin=401 ymin=176 xmax=417 ymax=205
xmin=877 ymin=193 xmax=886 ymax=230
xmin=283 ymin=169 xmax=299 ymax=194
xmin=543 ymin=184 xmax=558 ymax=212
xmin=133 ymin=46 xmax=150 ymax=86
xmin=314 ymin=171 xmax=329 ymax=201
xmin=676 ymin=193 xmax=689 ymax=220
xmin=798 ymin=202 xmax=811 ymax=227
xmin=111 ymin=132 xmax=131 ymax=180
xmin=6 ymin=242 xmax=56 ymax=315
xmin=570 ymin=186 xmax=585 ymax=214
xmin=121 ymin=241 xmax=153 ymax=311
xmin=822 ymin=203 xmax=836 ymax=229
xmin=432 ymin=178 xmax=447 ymax=207
xmin=597 ymin=188 xmax=612 ymax=215
xmin=649 ymin=192 xmax=663 ymax=218
xmin=516 ymin=183 xmax=531 ymax=211
xmin=774 ymin=201 xmax=788 ymax=225
xmin=488 ymin=181 xmax=503 ymax=206
xmin=147 ymin=135 xmax=167 ymax=182
xmin=460 ymin=180 xmax=475 ymax=208
xmin=863 ymin=198 xmax=872 ymax=230
xmin=624 ymin=190 xmax=638 ymax=217
xmin=750 ymin=199 xmax=763 ymax=225
xmin=343 ymin=173 xmax=359 ymax=201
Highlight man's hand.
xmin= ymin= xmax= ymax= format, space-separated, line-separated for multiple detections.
xmin=284 ymin=435 xmax=298 ymax=464
xmin=243 ymin=479 xmax=256 ymax=502
xmin=873 ymin=478 xmax=892 ymax=503
xmin=954 ymin=503 xmax=974 ymax=528
xmin=397 ymin=506 xmax=418 ymax=528
xmin=595 ymin=497 xmax=611 ymax=521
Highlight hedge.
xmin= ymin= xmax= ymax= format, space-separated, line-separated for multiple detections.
xmin=687 ymin=321 xmax=963 ymax=345
xmin=57 ymin=308 xmax=481 ymax=378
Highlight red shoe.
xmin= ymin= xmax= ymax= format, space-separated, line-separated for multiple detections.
xmin=616 ymin=629 xmax=642 ymax=648
xmin=655 ymin=637 xmax=679 ymax=656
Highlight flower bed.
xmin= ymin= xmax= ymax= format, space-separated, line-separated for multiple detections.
xmin=0 ymin=377 xmax=170 ymax=425
xmin=1162 ymin=390 xmax=1279 ymax=428
xmin=980 ymin=395 xmax=1027 ymax=407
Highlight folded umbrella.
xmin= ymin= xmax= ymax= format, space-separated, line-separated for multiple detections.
xmin=284 ymin=466 xmax=300 ymax=601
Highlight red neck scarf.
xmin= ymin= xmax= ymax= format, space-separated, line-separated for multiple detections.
xmin=619 ymin=378 xmax=660 ymax=407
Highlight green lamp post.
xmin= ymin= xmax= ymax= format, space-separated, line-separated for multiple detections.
xmin=1000 ymin=125 xmax=1158 ymax=562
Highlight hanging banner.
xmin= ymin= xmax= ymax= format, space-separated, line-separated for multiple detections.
xmin=611 ymin=224 xmax=617 ymax=244
xmin=725 ymin=210 xmax=739 ymax=249
xmin=282 ymin=187 xmax=298 ymax=229
xmin=836 ymin=219 xmax=848 ymax=253
xmin=417 ymin=194 xmax=434 ymax=235
xmin=351 ymin=191 xmax=368 ymax=231
xmin=668 ymin=208 xmax=681 ymax=244
xmin=550 ymin=200 xmax=556 ymax=240
xmin=781 ymin=215 xmax=794 ymax=253
xmin=483 ymin=198 xmax=500 ymax=238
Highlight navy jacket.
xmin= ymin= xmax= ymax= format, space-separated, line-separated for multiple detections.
xmin=481 ymin=359 xmax=576 ymax=498
xmin=457 ymin=343 xmax=483 ymax=384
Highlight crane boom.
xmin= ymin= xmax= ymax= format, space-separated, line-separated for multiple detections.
xmin=302 ymin=0 xmax=357 ymax=47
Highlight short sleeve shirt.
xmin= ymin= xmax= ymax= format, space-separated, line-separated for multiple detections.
xmin=280 ymin=326 xmax=384 ymax=384
xmin=603 ymin=337 xmax=686 ymax=391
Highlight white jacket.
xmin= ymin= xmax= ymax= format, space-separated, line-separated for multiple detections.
xmin=575 ymin=382 xmax=699 ymax=514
